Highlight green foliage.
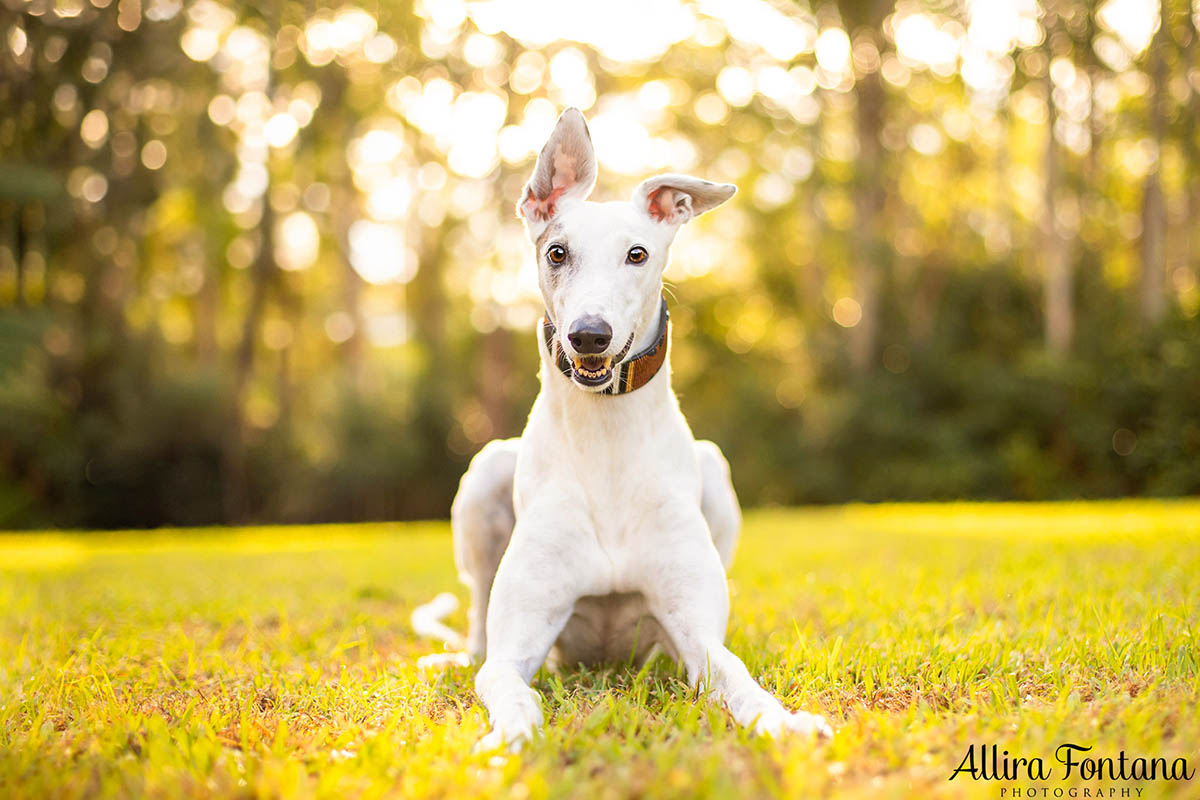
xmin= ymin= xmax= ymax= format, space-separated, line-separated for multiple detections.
xmin=1 ymin=503 xmax=1198 ymax=798
xmin=0 ymin=315 xmax=471 ymax=527
xmin=679 ymin=268 xmax=1200 ymax=506
xmin=3 ymin=265 xmax=1200 ymax=526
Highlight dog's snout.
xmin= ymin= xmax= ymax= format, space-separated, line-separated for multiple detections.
xmin=567 ymin=316 xmax=612 ymax=354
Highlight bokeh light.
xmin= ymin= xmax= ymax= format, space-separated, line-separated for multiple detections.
xmin=2 ymin=0 xmax=1198 ymax=528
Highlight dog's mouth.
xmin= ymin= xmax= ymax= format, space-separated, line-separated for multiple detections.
xmin=567 ymin=333 xmax=634 ymax=388
xmin=571 ymin=355 xmax=614 ymax=385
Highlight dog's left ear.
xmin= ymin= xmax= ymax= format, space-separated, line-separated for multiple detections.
xmin=632 ymin=175 xmax=737 ymax=226
xmin=518 ymin=108 xmax=596 ymax=237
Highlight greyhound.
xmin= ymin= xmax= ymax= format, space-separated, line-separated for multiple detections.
xmin=425 ymin=108 xmax=831 ymax=751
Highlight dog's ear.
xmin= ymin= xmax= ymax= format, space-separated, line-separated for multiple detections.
xmin=518 ymin=108 xmax=596 ymax=234
xmin=632 ymin=175 xmax=737 ymax=226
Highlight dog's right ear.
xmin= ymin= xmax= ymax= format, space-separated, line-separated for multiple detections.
xmin=517 ymin=108 xmax=596 ymax=238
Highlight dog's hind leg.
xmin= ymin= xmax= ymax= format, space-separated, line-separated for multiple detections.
xmin=451 ymin=438 xmax=520 ymax=661
xmin=695 ymin=440 xmax=741 ymax=570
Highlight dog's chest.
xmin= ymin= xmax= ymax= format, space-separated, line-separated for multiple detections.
xmin=525 ymin=382 xmax=697 ymax=495
xmin=517 ymin=380 xmax=702 ymax=561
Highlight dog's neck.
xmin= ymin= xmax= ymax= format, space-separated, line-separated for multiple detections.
xmin=630 ymin=298 xmax=664 ymax=356
xmin=534 ymin=326 xmax=677 ymax=490
xmin=537 ymin=355 xmax=674 ymax=436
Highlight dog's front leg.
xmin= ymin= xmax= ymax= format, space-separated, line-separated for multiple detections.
xmin=645 ymin=509 xmax=832 ymax=740
xmin=474 ymin=506 xmax=604 ymax=752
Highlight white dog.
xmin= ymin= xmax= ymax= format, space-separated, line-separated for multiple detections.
xmin=432 ymin=108 xmax=831 ymax=751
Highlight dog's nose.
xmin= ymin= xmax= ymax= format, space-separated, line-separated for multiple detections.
xmin=567 ymin=316 xmax=612 ymax=354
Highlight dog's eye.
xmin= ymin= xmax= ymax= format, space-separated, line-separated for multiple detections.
xmin=627 ymin=246 xmax=648 ymax=265
xmin=547 ymin=244 xmax=567 ymax=265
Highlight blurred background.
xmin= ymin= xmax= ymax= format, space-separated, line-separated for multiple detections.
xmin=1 ymin=0 xmax=1198 ymax=529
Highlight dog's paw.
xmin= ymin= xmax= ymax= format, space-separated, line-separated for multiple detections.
xmin=474 ymin=727 xmax=526 ymax=755
xmin=473 ymin=717 xmax=537 ymax=754
xmin=753 ymin=709 xmax=833 ymax=740
xmin=474 ymin=688 xmax=543 ymax=754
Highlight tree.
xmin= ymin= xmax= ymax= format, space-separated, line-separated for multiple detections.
xmin=1042 ymin=3 xmax=1075 ymax=353
xmin=1139 ymin=0 xmax=1169 ymax=324
xmin=841 ymin=0 xmax=894 ymax=372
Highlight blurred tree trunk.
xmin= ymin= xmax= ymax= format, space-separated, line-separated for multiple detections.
xmin=837 ymin=0 xmax=892 ymax=374
xmin=407 ymin=221 xmax=459 ymax=517
xmin=1139 ymin=0 xmax=1169 ymax=324
xmin=342 ymin=256 xmax=365 ymax=383
xmin=1083 ymin=1 xmax=1108 ymax=270
xmin=410 ymin=227 xmax=447 ymax=366
xmin=323 ymin=70 xmax=365 ymax=389
xmin=909 ymin=260 xmax=945 ymax=346
xmin=276 ymin=272 xmax=301 ymax=433
xmin=1085 ymin=6 xmax=1104 ymax=183
xmin=797 ymin=114 xmax=827 ymax=322
xmin=223 ymin=27 xmax=283 ymax=522
xmin=194 ymin=259 xmax=218 ymax=367
xmin=333 ymin=181 xmax=365 ymax=387
xmin=277 ymin=343 xmax=292 ymax=429
xmin=224 ymin=202 xmax=275 ymax=521
xmin=480 ymin=326 xmax=511 ymax=438
xmin=193 ymin=122 xmax=223 ymax=368
xmin=1042 ymin=11 xmax=1074 ymax=353
xmin=1188 ymin=10 xmax=1200 ymax=282
xmin=12 ymin=205 xmax=27 ymax=307
xmin=7 ymin=55 xmax=29 ymax=308
xmin=234 ymin=224 xmax=274 ymax=389
xmin=851 ymin=63 xmax=885 ymax=372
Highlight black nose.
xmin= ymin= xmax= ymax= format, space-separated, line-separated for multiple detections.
xmin=567 ymin=316 xmax=612 ymax=354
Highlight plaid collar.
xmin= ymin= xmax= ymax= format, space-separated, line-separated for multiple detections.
xmin=541 ymin=297 xmax=669 ymax=396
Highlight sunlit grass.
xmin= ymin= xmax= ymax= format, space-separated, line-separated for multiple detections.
xmin=2 ymin=502 xmax=1198 ymax=798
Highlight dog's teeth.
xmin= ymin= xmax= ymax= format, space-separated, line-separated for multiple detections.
xmin=574 ymin=364 xmax=609 ymax=379
xmin=570 ymin=356 xmax=612 ymax=381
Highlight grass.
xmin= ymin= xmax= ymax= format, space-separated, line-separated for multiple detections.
xmin=1 ymin=501 xmax=1198 ymax=799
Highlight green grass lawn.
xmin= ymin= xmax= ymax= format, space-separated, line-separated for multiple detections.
xmin=2 ymin=502 xmax=1198 ymax=799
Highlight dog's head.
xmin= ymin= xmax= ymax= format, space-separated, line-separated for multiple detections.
xmin=517 ymin=108 xmax=736 ymax=392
